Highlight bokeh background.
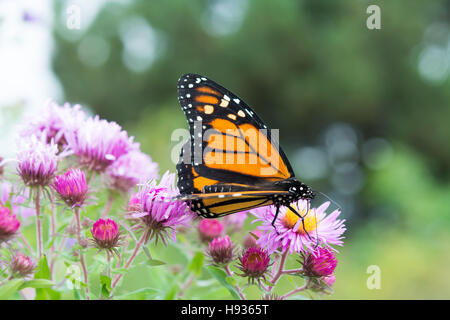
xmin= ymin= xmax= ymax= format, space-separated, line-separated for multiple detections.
xmin=1 ymin=0 xmax=449 ymax=299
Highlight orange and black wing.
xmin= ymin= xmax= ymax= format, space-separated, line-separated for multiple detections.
xmin=176 ymin=73 xmax=294 ymax=217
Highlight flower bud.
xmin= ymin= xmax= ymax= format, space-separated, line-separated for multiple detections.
xmin=17 ymin=136 xmax=58 ymax=187
xmin=0 ymin=206 xmax=20 ymax=242
xmin=237 ymin=247 xmax=271 ymax=283
xmin=206 ymin=235 xmax=234 ymax=266
xmin=91 ymin=218 xmax=121 ymax=252
xmin=10 ymin=253 xmax=35 ymax=278
xmin=198 ymin=219 xmax=223 ymax=243
xmin=52 ymin=168 xmax=88 ymax=208
xmin=302 ymin=247 xmax=337 ymax=277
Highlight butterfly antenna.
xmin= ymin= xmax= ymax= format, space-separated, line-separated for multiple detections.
xmin=313 ymin=204 xmax=319 ymax=249
xmin=306 ymin=200 xmax=319 ymax=249
xmin=313 ymin=190 xmax=343 ymax=212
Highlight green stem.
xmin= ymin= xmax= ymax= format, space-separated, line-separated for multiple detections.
xmin=224 ymin=265 xmax=246 ymax=300
xmin=74 ymin=207 xmax=90 ymax=300
xmin=280 ymin=279 xmax=311 ymax=300
xmin=35 ymin=187 xmax=43 ymax=258
xmin=101 ymin=192 xmax=114 ymax=218
xmin=110 ymin=231 xmax=147 ymax=293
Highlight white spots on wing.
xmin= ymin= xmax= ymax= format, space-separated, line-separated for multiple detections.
xmin=186 ymin=94 xmax=191 ymax=98
xmin=201 ymin=77 xmax=207 ymax=81
xmin=196 ymin=78 xmax=201 ymax=84
xmin=180 ymin=85 xmax=184 ymax=88
xmin=218 ymin=194 xmax=225 ymax=198
xmin=188 ymin=84 xmax=194 ymax=88
xmin=227 ymin=114 xmax=237 ymax=120
xmin=237 ymin=110 xmax=245 ymax=117
xmin=233 ymin=98 xmax=240 ymax=104
xmin=223 ymin=94 xmax=230 ymax=101
xmin=232 ymin=193 xmax=242 ymax=197
xmin=219 ymin=99 xmax=229 ymax=107
xmin=197 ymin=116 xmax=203 ymax=121
xmin=204 ymin=104 xmax=214 ymax=114
xmin=198 ymin=133 xmax=202 ymax=138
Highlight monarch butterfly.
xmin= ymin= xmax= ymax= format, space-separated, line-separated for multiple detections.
xmin=176 ymin=73 xmax=315 ymax=233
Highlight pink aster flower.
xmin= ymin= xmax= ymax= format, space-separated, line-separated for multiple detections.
xmin=106 ymin=150 xmax=158 ymax=193
xmin=198 ymin=219 xmax=224 ymax=243
xmin=52 ymin=168 xmax=88 ymax=208
xmin=20 ymin=100 xmax=86 ymax=149
xmin=16 ymin=135 xmax=58 ymax=187
xmin=10 ymin=253 xmax=36 ymax=278
xmin=91 ymin=218 xmax=122 ymax=254
xmin=206 ymin=235 xmax=235 ymax=266
xmin=301 ymin=246 xmax=338 ymax=277
xmin=237 ymin=247 xmax=271 ymax=283
xmin=253 ymin=200 xmax=346 ymax=254
xmin=128 ymin=171 xmax=194 ymax=245
xmin=66 ymin=115 xmax=138 ymax=172
xmin=0 ymin=206 xmax=21 ymax=242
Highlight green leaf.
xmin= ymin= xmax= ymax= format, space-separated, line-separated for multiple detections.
xmin=0 ymin=279 xmax=24 ymax=299
xmin=145 ymin=259 xmax=166 ymax=266
xmin=188 ymin=251 xmax=204 ymax=276
xmin=73 ymin=288 xmax=82 ymax=300
xmin=115 ymin=288 xmax=159 ymax=300
xmin=34 ymin=255 xmax=51 ymax=280
xmin=142 ymin=246 xmax=153 ymax=260
xmin=163 ymin=282 xmax=179 ymax=300
xmin=100 ymin=274 xmax=111 ymax=298
xmin=225 ymin=276 xmax=237 ymax=286
xmin=110 ymin=267 xmax=128 ymax=275
xmin=206 ymin=266 xmax=241 ymax=300
xmin=34 ymin=255 xmax=60 ymax=300
xmin=20 ymin=279 xmax=54 ymax=290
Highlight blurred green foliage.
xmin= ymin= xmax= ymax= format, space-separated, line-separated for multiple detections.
xmin=49 ymin=0 xmax=450 ymax=299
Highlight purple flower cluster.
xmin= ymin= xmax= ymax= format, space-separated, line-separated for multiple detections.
xmin=17 ymin=101 xmax=158 ymax=194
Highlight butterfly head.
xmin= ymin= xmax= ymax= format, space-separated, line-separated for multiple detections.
xmin=288 ymin=180 xmax=315 ymax=201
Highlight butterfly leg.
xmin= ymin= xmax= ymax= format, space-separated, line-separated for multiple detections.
xmin=287 ymin=205 xmax=313 ymax=241
xmin=271 ymin=205 xmax=281 ymax=234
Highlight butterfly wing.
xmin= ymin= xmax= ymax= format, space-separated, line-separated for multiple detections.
xmin=176 ymin=73 xmax=296 ymax=217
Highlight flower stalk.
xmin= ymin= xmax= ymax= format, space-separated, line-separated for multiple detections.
xmin=74 ymin=207 xmax=89 ymax=300
xmin=35 ymin=187 xmax=43 ymax=258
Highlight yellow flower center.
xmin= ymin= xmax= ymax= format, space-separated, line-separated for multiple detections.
xmin=282 ymin=207 xmax=319 ymax=235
